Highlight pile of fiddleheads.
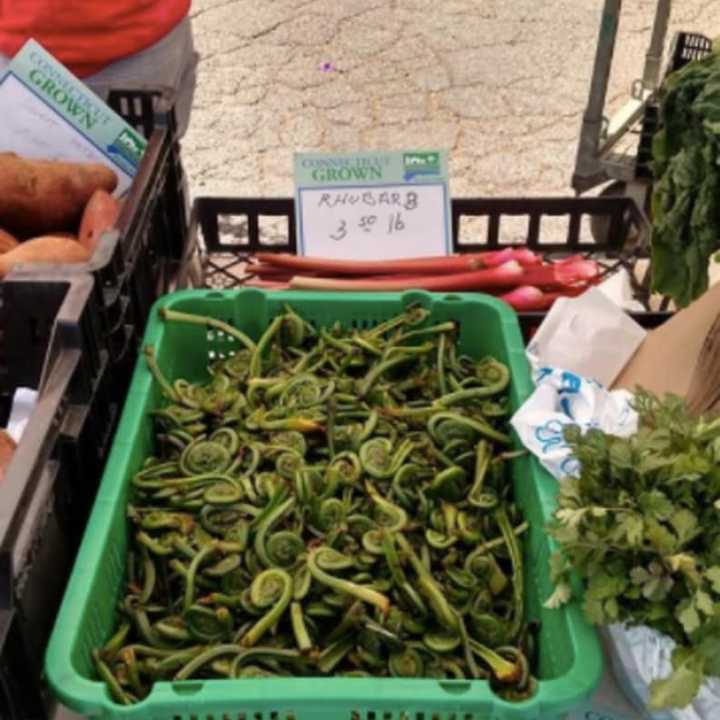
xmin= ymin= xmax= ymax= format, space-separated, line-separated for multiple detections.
xmin=94 ymin=304 xmax=536 ymax=704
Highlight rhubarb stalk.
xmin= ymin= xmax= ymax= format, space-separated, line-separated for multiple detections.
xmin=289 ymin=261 xmax=525 ymax=292
xmin=254 ymin=250 xmax=540 ymax=276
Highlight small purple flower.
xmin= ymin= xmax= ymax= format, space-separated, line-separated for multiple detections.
xmin=319 ymin=61 xmax=338 ymax=73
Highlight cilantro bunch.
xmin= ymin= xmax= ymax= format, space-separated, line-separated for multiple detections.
xmin=547 ymin=391 xmax=720 ymax=710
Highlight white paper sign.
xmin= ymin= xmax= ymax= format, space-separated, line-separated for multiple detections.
xmin=0 ymin=75 xmax=126 ymax=181
xmin=294 ymin=151 xmax=451 ymax=259
xmin=0 ymin=40 xmax=147 ymax=196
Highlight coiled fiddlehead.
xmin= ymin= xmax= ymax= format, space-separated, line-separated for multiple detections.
xmin=240 ymin=569 xmax=293 ymax=647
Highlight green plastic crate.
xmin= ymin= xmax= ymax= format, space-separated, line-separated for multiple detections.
xmin=45 ymin=289 xmax=602 ymax=720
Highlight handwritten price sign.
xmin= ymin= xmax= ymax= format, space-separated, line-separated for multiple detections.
xmin=294 ymin=151 xmax=451 ymax=260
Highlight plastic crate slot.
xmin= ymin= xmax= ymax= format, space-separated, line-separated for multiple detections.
xmin=367 ymin=712 xmax=376 ymax=720
xmin=498 ymin=215 xmax=529 ymax=246
xmin=258 ymin=215 xmax=290 ymax=247
xmin=457 ymin=215 xmax=488 ymax=246
xmin=218 ymin=214 xmax=250 ymax=247
xmin=254 ymin=713 xmax=263 ymax=720
xmin=172 ymin=681 xmax=204 ymax=695
xmin=270 ymin=712 xmax=279 ymax=720
xmin=439 ymin=680 xmax=471 ymax=695
xmin=538 ymin=215 xmax=570 ymax=246
xmin=383 ymin=713 xmax=393 ymax=720
xmin=416 ymin=714 xmax=425 ymax=720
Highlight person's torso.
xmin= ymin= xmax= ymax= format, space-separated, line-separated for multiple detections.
xmin=0 ymin=0 xmax=190 ymax=76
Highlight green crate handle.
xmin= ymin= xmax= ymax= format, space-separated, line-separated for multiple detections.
xmin=46 ymin=289 xmax=602 ymax=720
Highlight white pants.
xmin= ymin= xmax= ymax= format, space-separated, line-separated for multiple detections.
xmin=0 ymin=17 xmax=198 ymax=138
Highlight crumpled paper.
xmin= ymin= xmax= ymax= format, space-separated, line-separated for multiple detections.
xmin=526 ymin=286 xmax=646 ymax=387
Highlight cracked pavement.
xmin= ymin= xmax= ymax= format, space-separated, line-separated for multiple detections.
xmin=184 ymin=0 xmax=720 ymax=198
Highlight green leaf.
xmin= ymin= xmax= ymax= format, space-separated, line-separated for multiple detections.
xmin=638 ymin=490 xmax=674 ymax=520
xmin=555 ymin=508 xmax=587 ymax=528
xmin=637 ymin=453 xmax=674 ymax=475
xmin=630 ymin=566 xmax=649 ymax=585
xmin=604 ymin=596 xmax=619 ymax=620
xmin=609 ymin=441 xmax=633 ymax=469
xmin=671 ymin=508 xmax=700 ymax=545
xmin=695 ymin=622 xmax=720 ymax=676
xmin=643 ymin=575 xmax=674 ymax=602
xmin=649 ymin=656 xmax=703 ymax=710
xmin=586 ymin=573 xmax=626 ymax=601
xmin=696 ymin=589 xmax=715 ymax=616
xmin=616 ymin=514 xmax=644 ymax=547
xmin=583 ymin=596 xmax=606 ymax=625
xmin=677 ymin=601 xmax=701 ymax=634
xmin=548 ymin=551 xmax=568 ymax=582
xmin=645 ymin=519 xmax=678 ymax=554
xmin=666 ymin=553 xmax=701 ymax=583
xmin=549 ymin=522 xmax=580 ymax=545
xmin=558 ymin=476 xmax=582 ymax=505
xmin=706 ymin=566 xmax=720 ymax=593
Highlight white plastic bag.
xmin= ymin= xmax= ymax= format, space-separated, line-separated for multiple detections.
xmin=510 ymin=364 xmax=637 ymax=478
xmin=605 ymin=625 xmax=720 ymax=720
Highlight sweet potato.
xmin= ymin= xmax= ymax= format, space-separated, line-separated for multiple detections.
xmin=0 ymin=228 xmax=19 ymax=253
xmin=0 ymin=430 xmax=16 ymax=483
xmin=0 ymin=153 xmax=118 ymax=238
xmin=0 ymin=235 xmax=90 ymax=278
xmin=78 ymin=189 xmax=121 ymax=252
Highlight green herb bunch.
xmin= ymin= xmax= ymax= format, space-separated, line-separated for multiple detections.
xmin=547 ymin=391 xmax=720 ymax=710
xmin=651 ymin=43 xmax=720 ymax=306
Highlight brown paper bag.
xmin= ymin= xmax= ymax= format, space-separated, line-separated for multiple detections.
xmin=613 ymin=282 xmax=720 ymax=400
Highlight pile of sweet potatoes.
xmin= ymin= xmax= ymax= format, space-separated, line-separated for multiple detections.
xmin=0 ymin=153 xmax=121 ymax=278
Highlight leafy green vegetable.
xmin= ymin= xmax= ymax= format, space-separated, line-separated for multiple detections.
xmin=547 ymin=391 xmax=720 ymax=710
xmin=651 ymin=46 xmax=720 ymax=306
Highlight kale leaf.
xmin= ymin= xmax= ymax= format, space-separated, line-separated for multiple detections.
xmin=651 ymin=48 xmax=720 ymax=306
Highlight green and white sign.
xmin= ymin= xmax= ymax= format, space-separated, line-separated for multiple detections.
xmin=294 ymin=150 xmax=451 ymax=259
xmin=0 ymin=39 xmax=147 ymax=195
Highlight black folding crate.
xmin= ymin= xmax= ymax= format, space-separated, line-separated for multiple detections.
xmin=0 ymin=274 xmax=120 ymax=720
xmin=182 ymin=195 xmax=669 ymax=338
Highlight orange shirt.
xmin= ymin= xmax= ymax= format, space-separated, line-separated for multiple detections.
xmin=0 ymin=0 xmax=191 ymax=76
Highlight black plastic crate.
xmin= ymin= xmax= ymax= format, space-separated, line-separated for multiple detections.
xmin=0 ymin=89 xmax=187 ymax=719
xmin=182 ymin=194 xmax=667 ymax=336
xmin=0 ymin=275 xmax=120 ymax=719
xmin=1 ymin=90 xmax=188 ymax=401
xmin=637 ymin=31 xmax=713 ymax=178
